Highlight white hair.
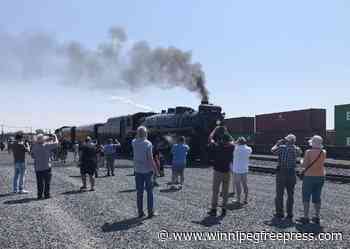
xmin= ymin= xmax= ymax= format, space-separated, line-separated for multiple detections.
xmin=309 ymin=135 xmax=323 ymax=149
xmin=137 ymin=126 xmax=148 ymax=138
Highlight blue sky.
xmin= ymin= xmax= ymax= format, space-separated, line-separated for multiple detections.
xmin=1 ymin=0 xmax=349 ymax=131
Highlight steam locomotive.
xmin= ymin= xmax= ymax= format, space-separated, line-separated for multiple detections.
xmin=55 ymin=100 xmax=224 ymax=163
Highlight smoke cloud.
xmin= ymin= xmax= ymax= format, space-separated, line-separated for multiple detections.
xmin=110 ymin=96 xmax=154 ymax=111
xmin=0 ymin=26 xmax=209 ymax=101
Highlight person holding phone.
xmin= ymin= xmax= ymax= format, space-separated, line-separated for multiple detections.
xmin=31 ymin=134 xmax=59 ymax=199
xmin=271 ymin=134 xmax=302 ymax=221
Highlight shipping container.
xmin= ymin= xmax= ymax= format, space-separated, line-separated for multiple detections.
xmin=224 ymin=117 xmax=255 ymax=134
xmin=255 ymin=109 xmax=326 ymax=135
xmin=325 ymin=130 xmax=336 ymax=145
xmin=335 ymin=104 xmax=350 ymax=130
xmin=336 ymin=130 xmax=350 ymax=146
xmin=255 ymin=131 xmax=319 ymax=146
xmin=229 ymin=133 xmax=255 ymax=142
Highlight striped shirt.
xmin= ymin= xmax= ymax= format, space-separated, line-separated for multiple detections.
xmin=273 ymin=144 xmax=302 ymax=170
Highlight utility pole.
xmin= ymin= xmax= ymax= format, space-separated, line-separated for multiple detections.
xmin=1 ymin=124 xmax=4 ymax=141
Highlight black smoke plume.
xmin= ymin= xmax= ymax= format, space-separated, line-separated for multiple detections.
xmin=0 ymin=26 xmax=209 ymax=101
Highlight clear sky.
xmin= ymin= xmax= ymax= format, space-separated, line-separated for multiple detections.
xmin=1 ymin=0 xmax=349 ymax=132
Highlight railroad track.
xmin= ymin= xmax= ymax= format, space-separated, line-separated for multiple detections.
xmin=250 ymin=155 xmax=350 ymax=169
xmin=249 ymin=163 xmax=350 ymax=183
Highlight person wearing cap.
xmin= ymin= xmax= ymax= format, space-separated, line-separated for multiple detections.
xmin=103 ymin=138 xmax=121 ymax=177
xmin=132 ymin=126 xmax=159 ymax=219
xmin=231 ymin=137 xmax=252 ymax=205
xmin=298 ymin=135 xmax=326 ymax=225
xmin=271 ymin=134 xmax=302 ymax=221
xmin=79 ymin=137 xmax=98 ymax=191
xmin=207 ymin=130 xmax=234 ymax=217
xmin=31 ymin=134 xmax=59 ymax=199
xmin=12 ymin=133 xmax=30 ymax=194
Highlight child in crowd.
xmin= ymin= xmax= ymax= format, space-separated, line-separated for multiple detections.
xmin=170 ymin=136 xmax=190 ymax=189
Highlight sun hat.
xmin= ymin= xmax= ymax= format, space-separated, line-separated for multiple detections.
xmin=309 ymin=135 xmax=323 ymax=149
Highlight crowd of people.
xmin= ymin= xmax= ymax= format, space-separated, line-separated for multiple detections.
xmin=5 ymin=125 xmax=327 ymax=225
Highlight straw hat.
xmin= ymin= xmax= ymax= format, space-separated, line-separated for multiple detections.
xmin=309 ymin=135 xmax=323 ymax=149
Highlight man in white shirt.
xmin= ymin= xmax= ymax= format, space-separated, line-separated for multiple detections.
xmin=231 ymin=137 xmax=252 ymax=204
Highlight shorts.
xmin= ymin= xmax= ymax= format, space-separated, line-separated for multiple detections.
xmin=302 ymin=176 xmax=325 ymax=204
xmin=80 ymin=162 xmax=97 ymax=176
xmin=173 ymin=167 xmax=185 ymax=175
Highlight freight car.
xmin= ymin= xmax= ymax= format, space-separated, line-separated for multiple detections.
xmin=224 ymin=117 xmax=255 ymax=141
xmin=335 ymin=104 xmax=350 ymax=146
xmin=254 ymin=108 xmax=326 ymax=145
xmin=98 ymin=112 xmax=156 ymax=154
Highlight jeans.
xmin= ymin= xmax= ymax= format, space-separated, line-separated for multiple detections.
xmin=211 ymin=170 xmax=230 ymax=209
xmin=275 ymin=169 xmax=296 ymax=218
xmin=13 ymin=162 xmax=26 ymax=192
xmin=135 ymin=172 xmax=154 ymax=214
xmin=36 ymin=169 xmax=52 ymax=198
xmin=233 ymin=173 xmax=248 ymax=200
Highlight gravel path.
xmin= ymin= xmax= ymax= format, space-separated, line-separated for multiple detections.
xmin=0 ymin=151 xmax=349 ymax=249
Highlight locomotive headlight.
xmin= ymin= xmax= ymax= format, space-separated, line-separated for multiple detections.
xmin=216 ymin=120 xmax=222 ymax=126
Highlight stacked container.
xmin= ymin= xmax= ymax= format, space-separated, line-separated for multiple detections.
xmin=255 ymin=109 xmax=326 ymax=145
xmin=335 ymin=104 xmax=350 ymax=146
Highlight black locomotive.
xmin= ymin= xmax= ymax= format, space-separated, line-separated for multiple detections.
xmin=55 ymin=100 xmax=224 ymax=163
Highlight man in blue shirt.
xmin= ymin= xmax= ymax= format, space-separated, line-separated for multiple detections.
xmin=171 ymin=136 xmax=190 ymax=189
xmin=103 ymin=138 xmax=121 ymax=176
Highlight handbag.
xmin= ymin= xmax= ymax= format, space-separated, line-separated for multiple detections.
xmin=298 ymin=151 xmax=323 ymax=180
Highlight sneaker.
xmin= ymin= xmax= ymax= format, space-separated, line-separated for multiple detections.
xmin=311 ymin=217 xmax=320 ymax=225
xmin=285 ymin=216 xmax=293 ymax=223
xmin=221 ymin=208 xmax=227 ymax=217
xmin=297 ymin=217 xmax=310 ymax=224
xmin=19 ymin=190 xmax=29 ymax=194
xmin=138 ymin=212 xmax=145 ymax=219
xmin=274 ymin=214 xmax=284 ymax=219
xmin=37 ymin=196 xmax=43 ymax=200
xmin=13 ymin=190 xmax=18 ymax=194
xmin=89 ymin=188 xmax=95 ymax=192
xmin=80 ymin=186 xmax=87 ymax=191
xmin=207 ymin=209 xmax=217 ymax=217
xmin=148 ymin=210 xmax=156 ymax=219
xmin=44 ymin=195 xmax=51 ymax=199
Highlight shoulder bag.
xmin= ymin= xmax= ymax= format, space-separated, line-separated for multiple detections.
xmin=298 ymin=150 xmax=323 ymax=180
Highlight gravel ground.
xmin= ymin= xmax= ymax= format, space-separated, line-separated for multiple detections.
xmin=0 ymin=151 xmax=349 ymax=249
